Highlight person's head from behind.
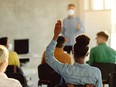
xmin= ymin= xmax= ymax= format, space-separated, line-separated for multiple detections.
xmin=0 ymin=37 xmax=9 ymax=49
xmin=56 ymin=36 xmax=65 ymax=48
xmin=0 ymin=45 xmax=9 ymax=72
xmin=73 ymin=34 xmax=90 ymax=62
xmin=96 ymin=31 xmax=109 ymax=45
xmin=67 ymin=4 xmax=76 ymax=16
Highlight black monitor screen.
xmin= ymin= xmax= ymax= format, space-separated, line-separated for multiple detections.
xmin=14 ymin=39 xmax=29 ymax=54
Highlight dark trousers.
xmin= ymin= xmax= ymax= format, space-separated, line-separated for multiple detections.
xmin=63 ymin=46 xmax=72 ymax=54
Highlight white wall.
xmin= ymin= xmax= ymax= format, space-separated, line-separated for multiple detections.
xmin=111 ymin=0 xmax=116 ymax=50
xmin=0 ymin=0 xmax=112 ymax=58
xmin=0 ymin=0 xmax=79 ymax=57
xmin=85 ymin=11 xmax=111 ymax=48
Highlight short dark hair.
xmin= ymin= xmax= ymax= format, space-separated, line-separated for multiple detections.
xmin=74 ymin=34 xmax=90 ymax=58
xmin=56 ymin=36 xmax=65 ymax=48
xmin=68 ymin=4 xmax=75 ymax=7
xmin=97 ymin=31 xmax=109 ymax=40
xmin=0 ymin=37 xmax=8 ymax=47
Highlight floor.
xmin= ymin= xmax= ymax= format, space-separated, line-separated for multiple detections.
xmin=21 ymin=57 xmax=40 ymax=87
xmin=21 ymin=57 xmax=109 ymax=87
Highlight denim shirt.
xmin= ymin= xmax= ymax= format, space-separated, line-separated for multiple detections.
xmin=46 ymin=40 xmax=103 ymax=87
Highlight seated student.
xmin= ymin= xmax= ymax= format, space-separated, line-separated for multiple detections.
xmin=0 ymin=37 xmax=20 ymax=67
xmin=41 ymin=36 xmax=72 ymax=64
xmin=45 ymin=20 xmax=102 ymax=87
xmin=89 ymin=31 xmax=116 ymax=65
xmin=0 ymin=45 xmax=22 ymax=87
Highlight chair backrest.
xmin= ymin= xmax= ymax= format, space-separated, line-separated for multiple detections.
xmin=38 ymin=64 xmax=61 ymax=86
xmin=5 ymin=65 xmax=17 ymax=73
xmin=5 ymin=65 xmax=27 ymax=87
xmin=55 ymin=84 xmax=68 ymax=87
xmin=5 ymin=65 xmax=24 ymax=74
xmin=109 ymin=72 xmax=116 ymax=87
xmin=55 ymin=84 xmax=95 ymax=87
xmin=91 ymin=63 xmax=116 ymax=80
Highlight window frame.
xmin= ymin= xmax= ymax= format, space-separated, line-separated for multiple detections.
xmin=84 ymin=0 xmax=111 ymax=11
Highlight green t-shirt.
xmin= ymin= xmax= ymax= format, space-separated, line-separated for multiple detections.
xmin=89 ymin=43 xmax=116 ymax=65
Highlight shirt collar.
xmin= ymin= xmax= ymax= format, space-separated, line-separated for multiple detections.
xmin=98 ymin=43 xmax=106 ymax=46
xmin=74 ymin=62 xmax=89 ymax=67
xmin=55 ymin=47 xmax=63 ymax=51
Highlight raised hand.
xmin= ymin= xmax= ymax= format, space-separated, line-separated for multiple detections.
xmin=53 ymin=20 xmax=62 ymax=40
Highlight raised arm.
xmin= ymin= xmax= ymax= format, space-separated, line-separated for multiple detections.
xmin=46 ymin=20 xmax=70 ymax=75
xmin=53 ymin=20 xmax=62 ymax=40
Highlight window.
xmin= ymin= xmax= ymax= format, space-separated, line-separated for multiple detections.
xmin=105 ymin=0 xmax=112 ymax=9
xmin=91 ymin=0 xmax=104 ymax=10
xmin=84 ymin=0 xmax=111 ymax=10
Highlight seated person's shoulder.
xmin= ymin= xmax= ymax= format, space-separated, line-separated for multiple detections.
xmin=90 ymin=47 xmax=98 ymax=53
xmin=90 ymin=66 xmax=101 ymax=74
xmin=91 ymin=46 xmax=97 ymax=50
xmin=6 ymin=78 xmax=22 ymax=87
xmin=63 ymin=51 xmax=71 ymax=59
xmin=64 ymin=51 xmax=70 ymax=56
xmin=9 ymin=51 xmax=18 ymax=55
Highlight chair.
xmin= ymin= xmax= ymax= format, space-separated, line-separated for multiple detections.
xmin=109 ymin=72 xmax=116 ymax=87
xmin=38 ymin=64 xmax=61 ymax=87
xmin=55 ymin=84 xmax=68 ymax=87
xmin=55 ymin=84 xmax=95 ymax=87
xmin=91 ymin=63 xmax=116 ymax=85
xmin=5 ymin=65 xmax=28 ymax=87
xmin=5 ymin=65 xmax=24 ymax=74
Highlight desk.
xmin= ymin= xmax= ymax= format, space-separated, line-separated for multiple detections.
xmin=18 ymin=54 xmax=32 ymax=65
xmin=19 ymin=53 xmax=41 ymax=65
xmin=19 ymin=58 xmax=30 ymax=64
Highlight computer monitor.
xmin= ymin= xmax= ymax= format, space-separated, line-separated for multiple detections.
xmin=14 ymin=39 xmax=29 ymax=54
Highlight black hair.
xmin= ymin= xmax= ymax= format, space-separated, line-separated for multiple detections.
xmin=56 ymin=36 xmax=65 ymax=48
xmin=97 ymin=31 xmax=109 ymax=40
xmin=74 ymin=34 xmax=90 ymax=58
xmin=0 ymin=37 xmax=8 ymax=47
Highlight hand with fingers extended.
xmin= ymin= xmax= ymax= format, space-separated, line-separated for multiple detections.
xmin=53 ymin=20 xmax=62 ymax=40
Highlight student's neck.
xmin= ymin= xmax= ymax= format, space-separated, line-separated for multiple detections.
xmin=98 ymin=41 xmax=106 ymax=45
xmin=68 ymin=15 xmax=74 ymax=18
xmin=56 ymin=46 xmax=63 ymax=49
xmin=75 ymin=57 xmax=85 ymax=64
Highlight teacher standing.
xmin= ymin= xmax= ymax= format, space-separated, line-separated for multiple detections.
xmin=61 ymin=4 xmax=84 ymax=54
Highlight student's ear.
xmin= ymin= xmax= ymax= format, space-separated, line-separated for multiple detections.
xmin=86 ymin=53 xmax=89 ymax=56
xmin=97 ymin=38 xmax=102 ymax=44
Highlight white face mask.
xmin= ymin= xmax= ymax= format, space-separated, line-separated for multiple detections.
xmin=68 ymin=9 xmax=75 ymax=16
xmin=8 ymin=43 xmax=13 ymax=51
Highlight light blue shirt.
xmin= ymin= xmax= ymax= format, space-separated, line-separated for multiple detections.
xmin=62 ymin=16 xmax=84 ymax=46
xmin=46 ymin=40 xmax=103 ymax=87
